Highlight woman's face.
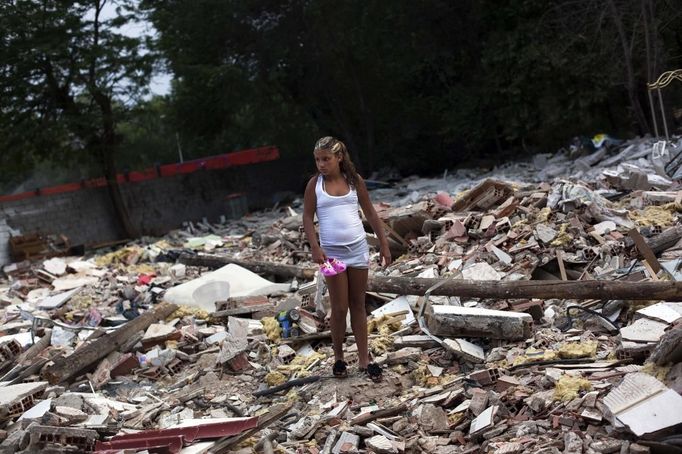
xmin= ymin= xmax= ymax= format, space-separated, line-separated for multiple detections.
xmin=314 ymin=149 xmax=341 ymax=176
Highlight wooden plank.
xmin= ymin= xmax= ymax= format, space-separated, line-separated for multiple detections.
xmin=179 ymin=253 xmax=316 ymax=280
xmin=556 ymin=250 xmax=568 ymax=281
xmin=211 ymin=304 xmax=275 ymax=319
xmin=42 ymin=301 xmax=178 ymax=384
xmin=628 ymin=228 xmax=662 ymax=274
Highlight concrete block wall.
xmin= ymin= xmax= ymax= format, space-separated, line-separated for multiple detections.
xmin=0 ymin=158 xmax=307 ymax=266
xmin=0 ymin=218 xmax=12 ymax=266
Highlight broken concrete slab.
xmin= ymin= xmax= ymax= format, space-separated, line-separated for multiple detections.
xmin=451 ymin=179 xmax=513 ymax=212
xmin=470 ymin=405 xmax=498 ymax=435
xmin=164 ymin=264 xmax=289 ymax=312
xmin=370 ymin=295 xmax=416 ymax=326
xmin=216 ymin=334 xmax=249 ymax=368
xmin=426 ymin=305 xmax=533 ymax=340
xmin=442 ymin=338 xmax=485 ymax=363
xmin=620 ymin=318 xmax=669 ymax=343
xmin=43 ymin=257 xmax=67 ymax=276
xmin=535 ymin=224 xmax=557 ymax=244
xmin=18 ymin=398 xmax=52 ymax=421
xmin=635 ymin=302 xmax=682 ymax=324
xmin=142 ymin=323 xmax=180 ymax=346
xmin=51 ymin=275 xmax=99 ymax=292
xmin=0 ymin=382 xmax=48 ymax=420
xmin=37 ymin=286 xmax=82 ymax=310
xmin=603 ymin=372 xmax=682 ymax=436
xmin=332 ymin=431 xmax=360 ymax=454
xmin=416 ymin=404 xmax=449 ymax=432
xmin=462 ymin=262 xmax=502 ymax=281
xmin=366 ymin=434 xmax=399 ymax=453
xmin=55 ymin=405 xmax=88 ymax=423
xmin=386 ymin=347 xmax=422 ymax=365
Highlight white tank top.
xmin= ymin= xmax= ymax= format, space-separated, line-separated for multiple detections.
xmin=315 ymin=175 xmax=366 ymax=247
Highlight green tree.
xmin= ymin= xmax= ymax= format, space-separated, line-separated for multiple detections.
xmin=145 ymin=0 xmax=682 ymax=172
xmin=116 ymin=96 xmax=179 ymax=168
xmin=0 ymin=0 xmax=154 ymax=237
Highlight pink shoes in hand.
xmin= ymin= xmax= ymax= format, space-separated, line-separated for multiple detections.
xmin=320 ymin=258 xmax=346 ymax=277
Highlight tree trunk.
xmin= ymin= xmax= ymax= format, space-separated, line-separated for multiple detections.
xmin=607 ymin=0 xmax=650 ymax=133
xmin=367 ymin=275 xmax=682 ymax=301
xmin=178 ymin=254 xmax=682 ymax=301
xmin=88 ymin=2 xmax=138 ymax=239
xmin=94 ymin=93 xmax=140 ymax=239
xmin=99 ymin=146 xmax=139 ymax=239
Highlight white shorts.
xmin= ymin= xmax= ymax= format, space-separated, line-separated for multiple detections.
xmin=322 ymin=238 xmax=370 ymax=269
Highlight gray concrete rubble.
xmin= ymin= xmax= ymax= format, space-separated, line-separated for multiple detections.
xmin=425 ymin=305 xmax=533 ymax=340
xmin=0 ymin=135 xmax=680 ymax=452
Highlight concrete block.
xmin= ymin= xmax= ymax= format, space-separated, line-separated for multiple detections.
xmin=468 ymin=367 xmax=502 ymax=386
xmin=27 ymin=425 xmax=97 ymax=451
xmin=0 ymin=382 xmax=49 ymax=420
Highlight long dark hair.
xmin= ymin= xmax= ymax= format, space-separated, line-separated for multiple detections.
xmin=314 ymin=136 xmax=360 ymax=187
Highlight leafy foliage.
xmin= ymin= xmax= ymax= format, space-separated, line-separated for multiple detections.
xmin=2 ymin=0 xmax=682 ymax=193
xmin=143 ymin=0 xmax=681 ymax=175
xmin=0 ymin=1 xmax=155 ymax=187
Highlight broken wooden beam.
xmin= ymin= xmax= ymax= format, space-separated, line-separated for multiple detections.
xmin=179 ymin=256 xmax=682 ymax=300
xmin=18 ymin=329 xmax=52 ymax=365
xmin=210 ymin=304 xmax=275 ymax=319
xmin=179 ymin=253 xmax=316 ymax=280
xmin=628 ymin=228 xmax=662 ymax=274
xmin=366 ymin=276 xmax=682 ymax=301
xmin=42 ymin=301 xmax=178 ymax=385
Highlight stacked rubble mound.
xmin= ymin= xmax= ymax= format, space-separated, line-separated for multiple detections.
xmin=0 ymin=137 xmax=681 ymax=453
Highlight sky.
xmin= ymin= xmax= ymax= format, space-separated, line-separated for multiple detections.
xmin=100 ymin=1 xmax=171 ymax=96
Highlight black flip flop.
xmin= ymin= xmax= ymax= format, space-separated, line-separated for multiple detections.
xmin=361 ymin=363 xmax=383 ymax=382
xmin=332 ymin=359 xmax=348 ymax=377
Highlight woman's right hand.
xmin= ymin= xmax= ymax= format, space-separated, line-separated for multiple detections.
xmin=311 ymin=245 xmax=326 ymax=264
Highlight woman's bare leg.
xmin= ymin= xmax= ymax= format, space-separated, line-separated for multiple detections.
xmin=325 ymin=272 xmax=349 ymax=361
xmin=347 ymin=267 xmax=369 ymax=368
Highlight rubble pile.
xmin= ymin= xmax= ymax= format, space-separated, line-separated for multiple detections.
xmin=0 ymin=136 xmax=681 ymax=453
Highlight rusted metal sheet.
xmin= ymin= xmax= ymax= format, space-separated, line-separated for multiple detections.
xmin=95 ymin=417 xmax=259 ymax=453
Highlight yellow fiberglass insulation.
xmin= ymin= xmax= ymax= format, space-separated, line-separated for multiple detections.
xmin=550 ymin=223 xmax=572 ymax=247
xmin=631 ymin=204 xmax=679 ymax=227
xmin=641 ymin=362 xmax=671 ymax=382
xmin=512 ymin=348 xmax=557 ymax=366
xmin=170 ymin=305 xmax=209 ymax=320
xmin=536 ymin=207 xmax=551 ymax=223
xmin=557 ymin=341 xmax=597 ymax=359
xmin=265 ymin=371 xmax=287 ymax=386
xmin=261 ymin=317 xmax=282 ymax=342
xmin=370 ymin=335 xmax=395 ymax=356
xmin=290 ymin=351 xmax=325 ymax=368
xmin=554 ymin=375 xmax=592 ymax=401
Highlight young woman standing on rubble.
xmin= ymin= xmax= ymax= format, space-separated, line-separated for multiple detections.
xmin=303 ymin=136 xmax=392 ymax=381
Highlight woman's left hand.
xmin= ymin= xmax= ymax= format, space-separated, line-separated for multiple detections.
xmin=380 ymin=244 xmax=392 ymax=267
